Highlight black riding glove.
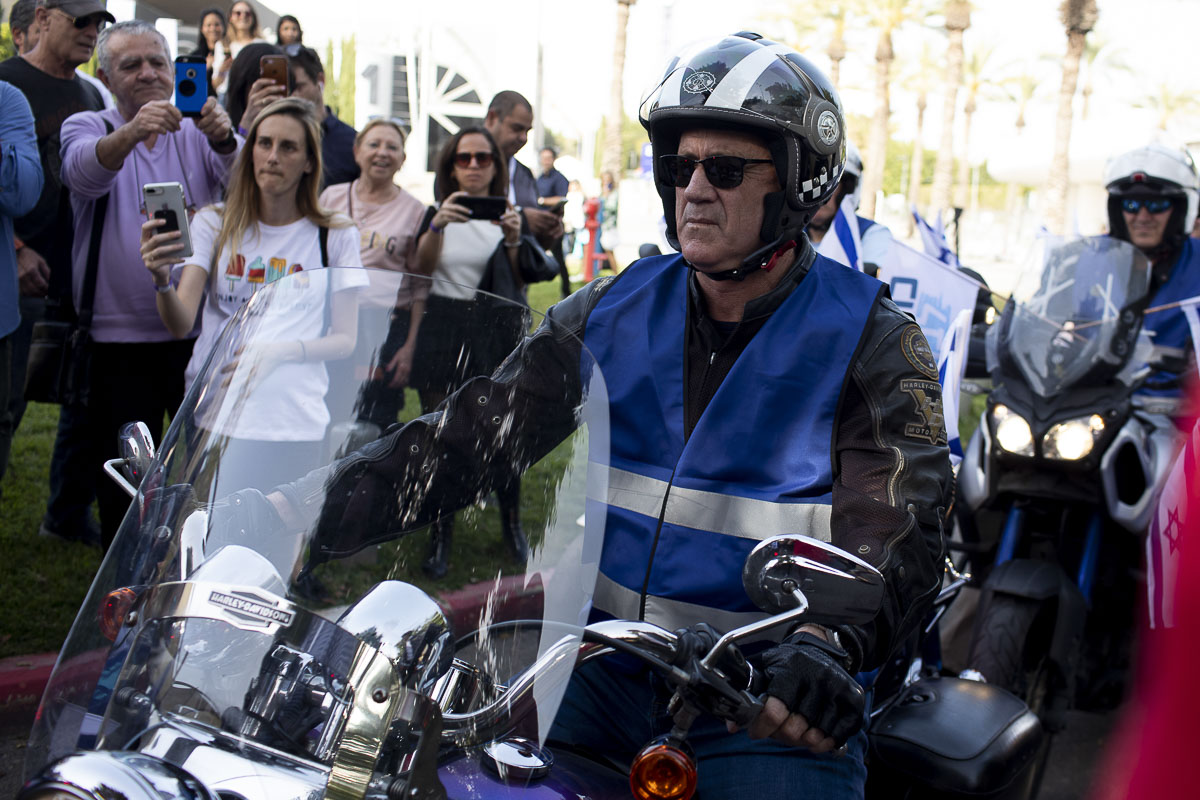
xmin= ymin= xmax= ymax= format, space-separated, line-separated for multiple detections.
xmin=759 ymin=632 xmax=865 ymax=748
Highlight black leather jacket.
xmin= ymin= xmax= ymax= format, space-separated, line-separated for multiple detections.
xmin=308 ymin=242 xmax=952 ymax=671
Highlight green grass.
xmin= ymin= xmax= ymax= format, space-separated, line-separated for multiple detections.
xmin=0 ymin=403 xmax=102 ymax=657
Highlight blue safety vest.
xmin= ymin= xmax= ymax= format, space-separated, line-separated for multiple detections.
xmin=1142 ymin=238 xmax=1200 ymax=396
xmin=583 ymin=254 xmax=883 ymax=632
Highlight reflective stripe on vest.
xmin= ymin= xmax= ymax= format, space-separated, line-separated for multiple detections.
xmin=583 ymin=254 xmax=882 ymax=630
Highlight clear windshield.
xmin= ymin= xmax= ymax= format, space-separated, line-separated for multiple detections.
xmin=1000 ymin=236 xmax=1151 ymax=397
xmin=26 ymin=271 xmax=609 ymax=797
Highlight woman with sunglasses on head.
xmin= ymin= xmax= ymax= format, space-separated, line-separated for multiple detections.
xmin=139 ymin=98 xmax=365 ymax=495
xmin=191 ymin=7 xmax=231 ymax=95
xmin=410 ymin=125 xmax=557 ymax=579
xmin=319 ymin=118 xmax=428 ymax=427
xmin=225 ymin=1 xmax=266 ymax=62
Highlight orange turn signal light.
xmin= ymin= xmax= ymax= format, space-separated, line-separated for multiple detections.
xmin=98 ymin=587 xmax=139 ymax=641
xmin=629 ymin=741 xmax=698 ymax=800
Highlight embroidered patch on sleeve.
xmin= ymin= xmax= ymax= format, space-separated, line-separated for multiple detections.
xmin=901 ymin=324 xmax=939 ymax=380
xmin=901 ymin=379 xmax=947 ymax=445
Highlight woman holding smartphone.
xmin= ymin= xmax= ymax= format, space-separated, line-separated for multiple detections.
xmin=139 ymin=98 xmax=364 ymax=493
xmin=411 ymin=125 xmax=557 ymax=579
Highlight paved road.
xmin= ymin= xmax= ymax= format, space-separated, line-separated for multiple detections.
xmin=1 ymin=702 xmax=1116 ymax=798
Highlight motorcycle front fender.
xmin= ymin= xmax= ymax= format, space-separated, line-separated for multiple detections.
xmin=978 ymin=560 xmax=1088 ymax=683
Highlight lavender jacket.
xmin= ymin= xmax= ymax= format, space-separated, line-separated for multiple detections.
xmin=61 ymin=108 xmax=241 ymax=342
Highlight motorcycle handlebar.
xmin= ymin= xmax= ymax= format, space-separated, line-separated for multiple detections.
xmin=439 ymin=621 xmax=681 ymax=747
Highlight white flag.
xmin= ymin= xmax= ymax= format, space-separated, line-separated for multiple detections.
xmin=816 ymin=196 xmax=864 ymax=272
xmin=937 ymin=309 xmax=973 ymax=470
xmin=1146 ymin=417 xmax=1198 ymax=629
xmin=877 ymin=241 xmax=980 ymax=355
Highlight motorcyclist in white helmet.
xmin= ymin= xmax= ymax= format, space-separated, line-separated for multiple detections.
xmin=1104 ymin=143 xmax=1200 ymax=400
xmin=806 ymin=142 xmax=895 ymax=277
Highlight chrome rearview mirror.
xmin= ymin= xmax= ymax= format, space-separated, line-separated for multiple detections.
xmin=103 ymin=421 xmax=157 ymax=498
xmin=742 ymin=534 xmax=884 ymax=625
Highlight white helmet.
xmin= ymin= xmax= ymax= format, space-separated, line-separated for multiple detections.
xmin=1104 ymin=143 xmax=1199 ymax=253
xmin=843 ymin=141 xmax=863 ymax=210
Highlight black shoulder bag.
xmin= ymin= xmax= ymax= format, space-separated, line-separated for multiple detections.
xmin=23 ymin=119 xmax=114 ymax=407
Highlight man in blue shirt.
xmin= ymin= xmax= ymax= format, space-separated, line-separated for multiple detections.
xmin=286 ymin=45 xmax=359 ymax=188
xmin=536 ymin=146 xmax=571 ymax=297
xmin=0 ymin=79 xmax=45 ymax=487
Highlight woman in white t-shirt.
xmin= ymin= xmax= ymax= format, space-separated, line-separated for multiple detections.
xmin=411 ymin=125 xmax=557 ymax=579
xmin=140 ymin=98 xmax=364 ymax=493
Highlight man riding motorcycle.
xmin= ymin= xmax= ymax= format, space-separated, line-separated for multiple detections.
xmin=255 ymin=33 xmax=951 ymax=798
xmin=1104 ymin=143 xmax=1200 ymax=404
xmin=806 ymin=141 xmax=895 ymax=277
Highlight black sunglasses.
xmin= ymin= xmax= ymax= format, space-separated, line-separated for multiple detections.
xmin=659 ymin=154 xmax=774 ymax=189
xmin=454 ymin=151 xmax=494 ymax=168
xmin=1120 ymin=197 xmax=1174 ymax=214
xmin=53 ymin=8 xmax=108 ymax=31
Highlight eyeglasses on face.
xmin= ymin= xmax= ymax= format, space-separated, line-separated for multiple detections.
xmin=454 ymin=151 xmax=494 ymax=168
xmin=1120 ymin=197 xmax=1174 ymax=214
xmin=658 ymin=154 xmax=774 ymax=189
xmin=53 ymin=8 xmax=108 ymax=31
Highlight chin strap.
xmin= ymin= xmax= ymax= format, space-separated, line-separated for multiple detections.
xmin=700 ymin=240 xmax=798 ymax=282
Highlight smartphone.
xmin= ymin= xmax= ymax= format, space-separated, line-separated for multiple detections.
xmin=143 ymin=182 xmax=193 ymax=259
xmin=174 ymin=55 xmax=207 ymax=117
xmin=259 ymin=54 xmax=291 ymax=92
xmin=458 ymin=195 xmax=508 ymax=221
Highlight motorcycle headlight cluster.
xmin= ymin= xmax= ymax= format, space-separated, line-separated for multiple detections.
xmin=992 ymin=404 xmax=1034 ymax=456
xmin=1043 ymin=414 xmax=1106 ymax=461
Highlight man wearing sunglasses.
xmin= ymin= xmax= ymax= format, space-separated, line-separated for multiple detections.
xmin=307 ymin=33 xmax=950 ymax=798
xmin=0 ymin=0 xmax=114 ymax=547
xmin=1104 ymin=143 xmax=1200 ymax=400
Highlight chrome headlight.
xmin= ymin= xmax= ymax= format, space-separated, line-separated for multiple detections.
xmin=992 ymin=404 xmax=1034 ymax=456
xmin=19 ymin=751 xmax=215 ymax=800
xmin=1043 ymin=414 xmax=1106 ymax=461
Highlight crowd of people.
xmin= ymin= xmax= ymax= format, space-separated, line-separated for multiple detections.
xmin=0 ymin=2 xmax=568 ymax=554
xmin=3 ymin=6 xmax=1198 ymax=797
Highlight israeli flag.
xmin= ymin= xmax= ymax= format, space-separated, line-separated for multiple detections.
xmin=912 ymin=206 xmax=960 ymax=268
xmin=936 ymin=309 xmax=973 ymax=470
xmin=1146 ymin=415 xmax=1199 ymax=629
xmin=817 ymin=195 xmax=864 ymax=272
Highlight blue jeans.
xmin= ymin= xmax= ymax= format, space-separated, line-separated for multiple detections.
xmin=549 ymin=658 xmax=868 ymax=799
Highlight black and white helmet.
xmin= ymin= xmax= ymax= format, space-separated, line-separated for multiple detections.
xmin=639 ymin=32 xmax=846 ymax=274
xmin=1104 ymin=143 xmax=1200 ymax=255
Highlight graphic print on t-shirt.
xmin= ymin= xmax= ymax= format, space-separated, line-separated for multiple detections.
xmin=220 ymin=252 xmax=306 ymax=301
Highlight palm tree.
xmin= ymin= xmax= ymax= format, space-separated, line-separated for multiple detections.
xmin=1137 ymin=82 xmax=1200 ymax=131
xmin=954 ymin=46 xmax=999 ymax=210
xmin=901 ymin=44 xmax=939 ymax=235
xmin=929 ymin=1 xmax=970 ymax=217
xmin=1079 ymin=37 xmax=1129 ymax=120
xmin=600 ymin=0 xmax=637 ymax=178
xmin=1044 ymin=0 xmax=1098 ymax=235
xmin=826 ymin=6 xmax=848 ymax=88
xmin=768 ymin=2 xmax=850 ymax=89
xmin=859 ymin=0 xmax=927 ymax=219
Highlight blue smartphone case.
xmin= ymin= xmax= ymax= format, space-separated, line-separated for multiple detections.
xmin=175 ymin=56 xmax=207 ymax=118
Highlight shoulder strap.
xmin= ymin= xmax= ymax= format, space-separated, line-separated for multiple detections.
xmin=78 ymin=118 xmax=115 ymax=330
xmin=319 ymin=224 xmax=329 ymax=267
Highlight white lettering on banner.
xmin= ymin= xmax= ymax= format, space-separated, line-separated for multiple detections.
xmin=877 ymin=241 xmax=980 ymax=354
